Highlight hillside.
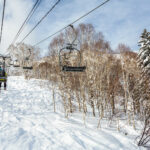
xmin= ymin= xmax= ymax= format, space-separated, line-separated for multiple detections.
xmin=0 ymin=76 xmax=146 ymax=150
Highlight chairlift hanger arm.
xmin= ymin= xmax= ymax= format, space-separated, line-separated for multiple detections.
xmin=24 ymin=48 xmax=32 ymax=60
xmin=27 ymin=48 xmax=32 ymax=58
xmin=34 ymin=0 xmax=110 ymax=46
xmin=68 ymin=24 xmax=77 ymax=45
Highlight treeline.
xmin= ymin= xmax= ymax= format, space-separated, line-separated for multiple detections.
xmin=32 ymin=24 xmax=145 ymax=120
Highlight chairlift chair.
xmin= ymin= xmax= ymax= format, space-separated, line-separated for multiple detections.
xmin=22 ymin=49 xmax=33 ymax=70
xmin=23 ymin=59 xmax=33 ymax=70
xmin=59 ymin=44 xmax=86 ymax=72
xmin=22 ymin=59 xmax=33 ymax=70
xmin=59 ymin=25 xmax=86 ymax=72
xmin=23 ymin=65 xmax=33 ymax=70
xmin=13 ymin=60 xmax=20 ymax=67
xmin=9 ymin=60 xmax=14 ymax=66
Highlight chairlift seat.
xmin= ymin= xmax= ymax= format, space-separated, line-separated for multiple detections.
xmin=23 ymin=66 xmax=33 ymax=70
xmin=13 ymin=65 xmax=20 ymax=67
xmin=62 ymin=66 xmax=86 ymax=72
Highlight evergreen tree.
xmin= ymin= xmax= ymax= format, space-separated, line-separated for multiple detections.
xmin=138 ymin=29 xmax=150 ymax=76
xmin=137 ymin=29 xmax=150 ymax=148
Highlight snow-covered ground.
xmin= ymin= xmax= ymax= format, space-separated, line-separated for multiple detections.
xmin=0 ymin=76 xmax=145 ymax=150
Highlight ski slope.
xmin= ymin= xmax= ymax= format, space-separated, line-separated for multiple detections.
xmin=0 ymin=76 xmax=144 ymax=150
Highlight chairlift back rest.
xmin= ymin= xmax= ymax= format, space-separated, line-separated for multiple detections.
xmin=13 ymin=65 xmax=20 ymax=67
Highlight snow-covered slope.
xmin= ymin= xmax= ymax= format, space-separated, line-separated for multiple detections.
xmin=0 ymin=76 xmax=144 ymax=150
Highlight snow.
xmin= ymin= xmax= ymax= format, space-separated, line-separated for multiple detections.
xmin=0 ymin=76 xmax=145 ymax=150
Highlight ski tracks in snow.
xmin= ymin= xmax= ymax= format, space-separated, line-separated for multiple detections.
xmin=0 ymin=76 xmax=143 ymax=150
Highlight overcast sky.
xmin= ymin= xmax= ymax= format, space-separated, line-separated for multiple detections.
xmin=0 ymin=0 xmax=150 ymax=55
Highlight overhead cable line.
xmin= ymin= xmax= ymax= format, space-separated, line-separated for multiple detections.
xmin=34 ymin=0 xmax=110 ymax=46
xmin=0 ymin=0 xmax=6 ymax=46
xmin=11 ymin=0 xmax=41 ymax=45
xmin=20 ymin=0 xmax=61 ymax=43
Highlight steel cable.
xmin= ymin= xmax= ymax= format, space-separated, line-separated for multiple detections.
xmin=34 ymin=0 xmax=110 ymax=46
xmin=0 ymin=0 xmax=6 ymax=46
xmin=20 ymin=0 xmax=61 ymax=43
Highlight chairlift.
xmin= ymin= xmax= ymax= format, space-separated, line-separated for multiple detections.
xmin=23 ymin=63 xmax=33 ymax=70
xmin=22 ymin=49 xmax=33 ymax=70
xmin=13 ymin=60 xmax=20 ymax=67
xmin=59 ymin=25 xmax=86 ymax=72
xmin=23 ymin=59 xmax=33 ymax=70
xmin=9 ymin=60 xmax=14 ymax=66
xmin=0 ymin=55 xmax=11 ymax=69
